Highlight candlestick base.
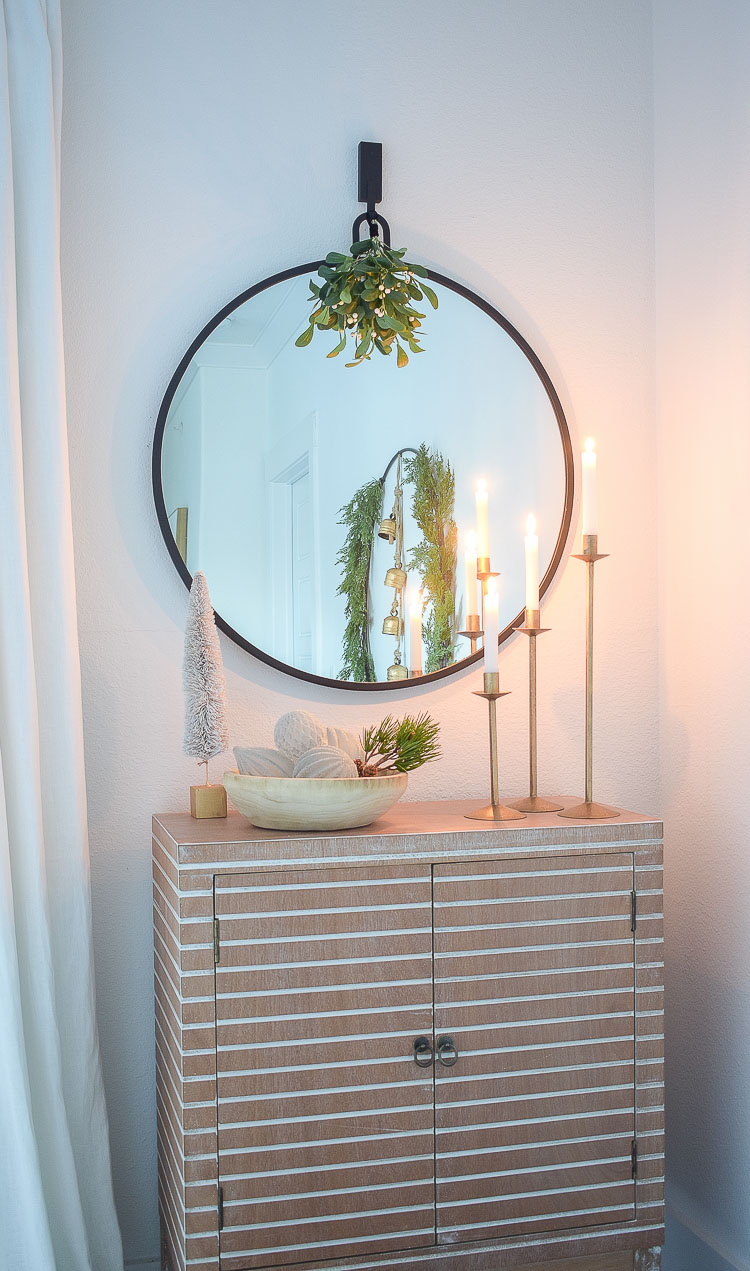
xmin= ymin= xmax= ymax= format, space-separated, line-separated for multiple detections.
xmin=508 ymin=794 xmax=564 ymax=814
xmin=558 ymin=799 xmax=620 ymax=821
xmin=465 ymin=801 xmax=526 ymax=822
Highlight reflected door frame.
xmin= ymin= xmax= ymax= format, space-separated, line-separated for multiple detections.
xmin=265 ymin=412 xmax=322 ymax=674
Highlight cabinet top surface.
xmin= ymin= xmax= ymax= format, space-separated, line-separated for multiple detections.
xmin=153 ymin=798 xmax=662 ymax=866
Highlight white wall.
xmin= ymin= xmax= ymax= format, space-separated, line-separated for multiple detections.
xmin=654 ymin=1 xmax=750 ymax=1265
xmin=59 ymin=1 xmax=657 ymax=1263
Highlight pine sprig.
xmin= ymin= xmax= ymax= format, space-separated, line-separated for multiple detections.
xmin=336 ymin=478 xmax=384 ymax=681
xmin=296 ymin=239 xmax=438 ymax=367
xmin=404 ymin=445 xmax=457 ymax=672
xmin=359 ymin=712 xmax=441 ymax=774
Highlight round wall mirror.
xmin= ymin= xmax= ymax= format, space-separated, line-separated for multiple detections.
xmin=153 ymin=263 xmax=573 ymax=690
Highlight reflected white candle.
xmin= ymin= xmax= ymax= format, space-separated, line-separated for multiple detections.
xmin=524 ymin=513 xmax=539 ymax=618
xmin=483 ymin=577 xmax=499 ymax=674
xmin=464 ymin=530 xmax=478 ymax=620
xmin=475 ymin=480 xmax=490 ymax=559
xmin=408 ymin=588 xmax=423 ymax=675
xmin=582 ymin=437 xmax=598 ymax=538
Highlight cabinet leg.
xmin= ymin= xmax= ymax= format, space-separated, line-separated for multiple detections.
xmin=634 ymin=1249 xmax=662 ymax=1270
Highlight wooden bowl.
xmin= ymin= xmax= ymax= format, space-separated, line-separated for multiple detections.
xmin=223 ymin=771 xmax=408 ymax=832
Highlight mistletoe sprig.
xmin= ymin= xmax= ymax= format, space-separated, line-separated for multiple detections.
xmin=358 ymin=712 xmax=441 ymax=775
xmin=295 ymin=238 xmax=438 ymax=368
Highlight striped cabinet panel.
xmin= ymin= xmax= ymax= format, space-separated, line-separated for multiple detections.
xmin=153 ymin=803 xmax=664 ymax=1271
xmin=433 ymin=853 xmax=637 ymax=1245
xmin=213 ymin=866 xmax=436 ymax=1270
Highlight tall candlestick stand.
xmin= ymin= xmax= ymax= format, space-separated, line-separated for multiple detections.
xmin=559 ymin=534 xmax=619 ymax=820
xmin=509 ymin=609 xmax=563 ymax=813
xmin=458 ymin=613 xmax=483 ymax=656
xmin=465 ymin=673 xmax=526 ymax=822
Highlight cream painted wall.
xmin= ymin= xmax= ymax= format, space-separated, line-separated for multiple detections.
xmin=59 ymin=1 xmax=656 ymax=1262
xmin=655 ymin=1 xmax=750 ymax=1266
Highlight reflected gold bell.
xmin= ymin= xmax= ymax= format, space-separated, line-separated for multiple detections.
xmin=387 ymin=663 xmax=409 ymax=681
xmin=384 ymin=566 xmax=407 ymax=589
xmin=382 ymin=613 xmax=403 ymax=636
xmin=378 ymin=516 xmax=397 ymax=544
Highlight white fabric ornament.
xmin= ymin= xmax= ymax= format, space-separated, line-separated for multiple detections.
xmin=183 ymin=572 xmax=230 ymax=764
xmin=326 ymin=725 xmax=364 ymax=763
xmin=293 ymin=746 xmax=358 ymax=779
xmin=234 ymin=746 xmax=293 ymax=778
xmin=274 ymin=710 xmax=326 ymax=761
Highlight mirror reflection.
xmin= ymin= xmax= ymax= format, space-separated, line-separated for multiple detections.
xmin=159 ymin=271 xmax=570 ymax=685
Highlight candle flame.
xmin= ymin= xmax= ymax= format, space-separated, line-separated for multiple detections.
xmin=465 ymin=529 xmax=477 ymax=552
xmin=408 ymin=587 xmax=423 ymax=613
xmin=584 ymin=437 xmax=596 ymax=453
xmin=526 ymin=513 xmax=536 ymax=535
xmin=476 ymin=478 xmax=487 ymax=494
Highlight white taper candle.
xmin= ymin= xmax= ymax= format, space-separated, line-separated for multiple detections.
xmin=582 ymin=438 xmax=598 ymax=537
xmin=464 ymin=530 xmax=478 ymax=620
xmin=475 ymin=480 xmax=490 ymax=559
xmin=483 ymin=577 xmax=499 ymax=674
xmin=524 ymin=513 xmax=539 ymax=617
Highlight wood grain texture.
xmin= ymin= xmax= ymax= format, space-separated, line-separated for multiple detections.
xmin=153 ymin=832 xmax=218 ymax=1271
xmin=153 ymin=803 xmax=664 ymax=1271
xmin=154 ymin=799 xmax=662 ymax=870
xmin=434 ymin=853 xmax=637 ymax=1244
xmin=215 ymin=865 xmax=435 ymax=1267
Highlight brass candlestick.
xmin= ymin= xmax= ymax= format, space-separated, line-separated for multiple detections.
xmin=465 ymin=672 xmax=526 ymax=822
xmin=559 ymin=534 xmax=619 ymax=820
xmin=509 ymin=608 xmax=563 ymax=814
xmin=458 ymin=612 xmax=483 ymax=655
xmin=477 ymin=559 xmax=500 ymax=633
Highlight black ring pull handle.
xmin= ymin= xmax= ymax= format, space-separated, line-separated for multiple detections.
xmin=436 ymin=1035 xmax=459 ymax=1067
xmin=413 ymin=1036 xmax=434 ymax=1068
xmin=351 ymin=210 xmax=391 ymax=247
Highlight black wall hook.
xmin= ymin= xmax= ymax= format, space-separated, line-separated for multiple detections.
xmin=352 ymin=141 xmax=391 ymax=246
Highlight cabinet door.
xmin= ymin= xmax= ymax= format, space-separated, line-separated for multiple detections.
xmin=433 ymin=853 xmax=637 ymax=1244
xmin=214 ymin=865 xmax=436 ymax=1269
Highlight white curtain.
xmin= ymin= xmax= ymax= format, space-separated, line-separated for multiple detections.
xmin=0 ymin=1 xmax=123 ymax=1268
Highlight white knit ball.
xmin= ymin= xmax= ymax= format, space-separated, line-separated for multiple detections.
xmin=233 ymin=746 xmax=293 ymax=778
xmin=274 ymin=710 xmax=327 ymax=762
xmin=293 ymin=746 xmax=358 ymax=779
xmin=326 ymin=726 xmax=364 ymax=763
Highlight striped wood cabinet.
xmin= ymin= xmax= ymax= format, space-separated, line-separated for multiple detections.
xmin=153 ymin=800 xmax=664 ymax=1271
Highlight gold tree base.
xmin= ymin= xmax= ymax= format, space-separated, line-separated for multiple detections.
xmin=558 ymin=799 xmax=620 ymax=821
xmin=190 ymin=784 xmax=227 ymax=819
xmin=465 ymin=801 xmax=526 ymax=822
xmin=509 ymin=794 xmax=564 ymax=814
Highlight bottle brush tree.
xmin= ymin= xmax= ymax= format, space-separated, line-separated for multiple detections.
xmin=183 ymin=571 xmax=230 ymax=782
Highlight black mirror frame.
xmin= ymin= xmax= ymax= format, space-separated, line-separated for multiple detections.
xmin=152 ymin=261 xmax=574 ymax=692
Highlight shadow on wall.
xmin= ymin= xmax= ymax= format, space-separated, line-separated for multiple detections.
xmin=663 ymin=1207 xmax=743 ymax=1271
